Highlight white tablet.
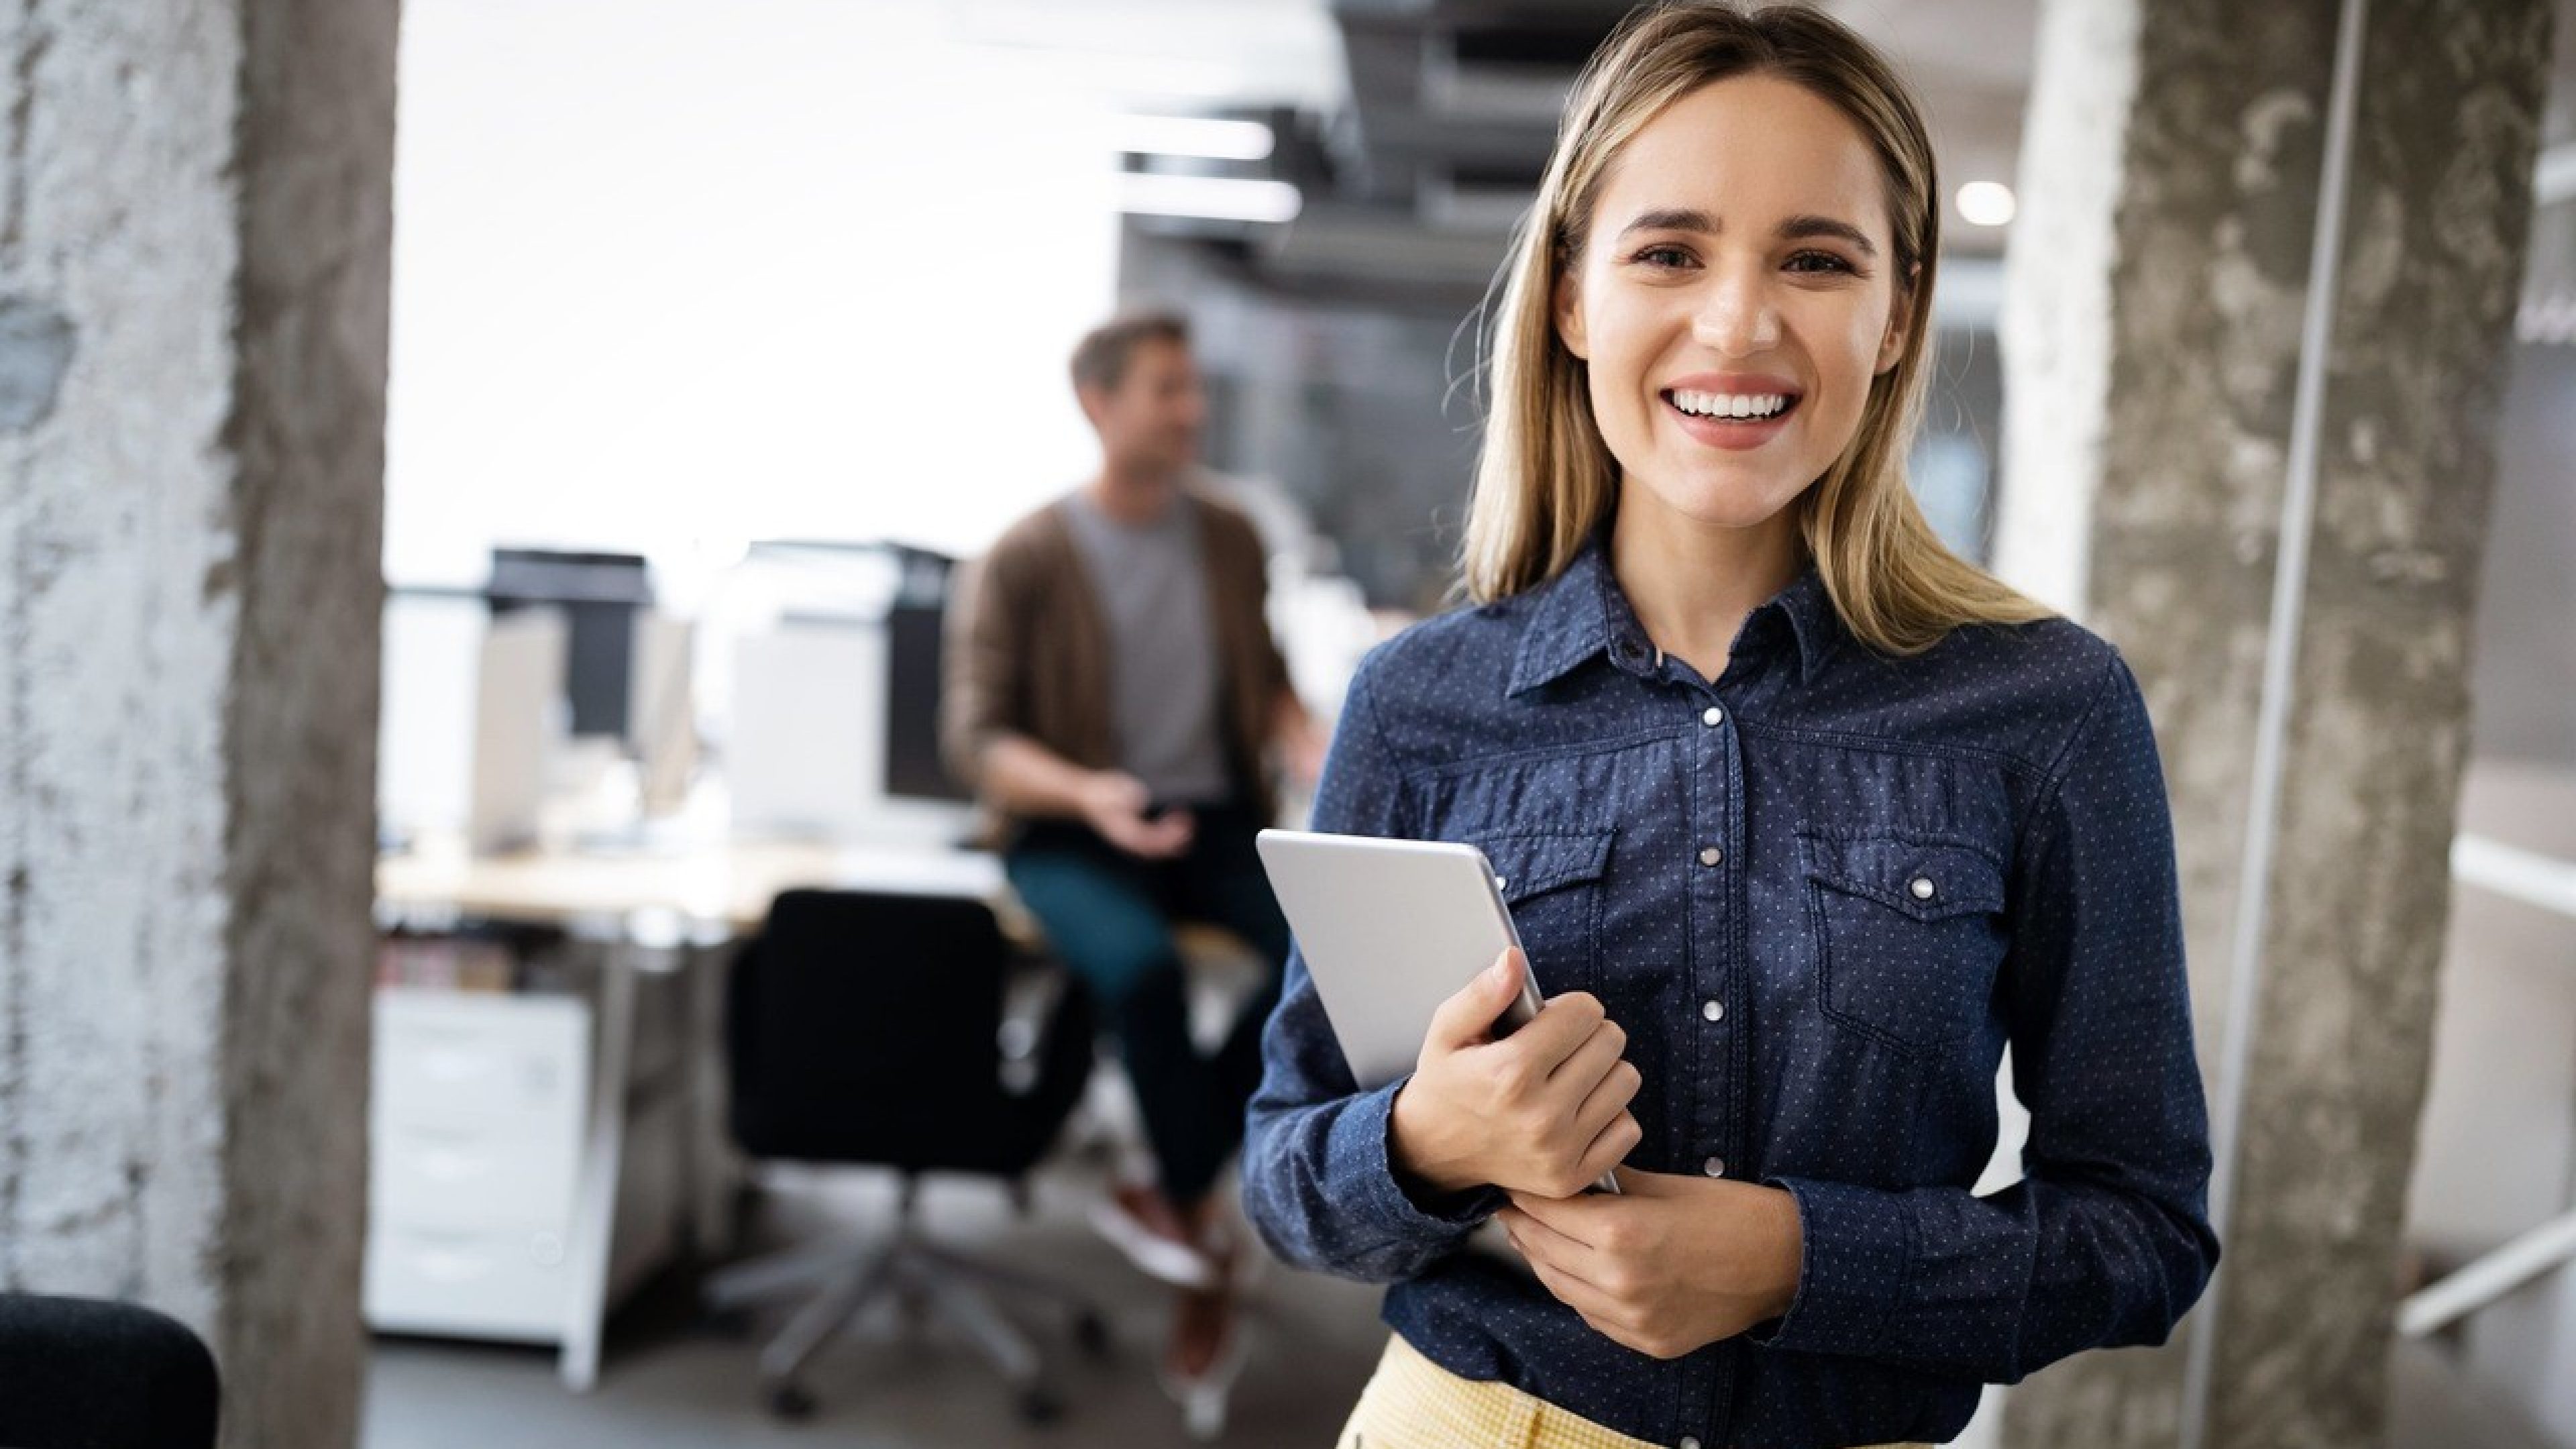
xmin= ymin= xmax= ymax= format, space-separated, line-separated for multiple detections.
xmin=1256 ymin=828 xmax=1620 ymax=1195
xmin=1255 ymin=829 xmax=1539 ymax=1088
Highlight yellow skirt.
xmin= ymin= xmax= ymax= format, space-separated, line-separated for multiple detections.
xmin=1336 ymin=1334 xmax=1928 ymax=1449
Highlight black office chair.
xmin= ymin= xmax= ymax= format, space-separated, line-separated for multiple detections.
xmin=0 ymin=1294 xmax=219 ymax=1448
xmin=706 ymin=888 xmax=1106 ymax=1423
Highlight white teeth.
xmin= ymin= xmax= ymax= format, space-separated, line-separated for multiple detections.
xmin=1669 ymin=388 xmax=1789 ymax=420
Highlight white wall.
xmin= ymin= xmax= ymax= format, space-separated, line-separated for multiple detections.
xmin=385 ymin=0 xmax=1126 ymax=585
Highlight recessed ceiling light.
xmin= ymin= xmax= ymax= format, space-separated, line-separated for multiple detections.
xmin=1956 ymin=180 xmax=2017 ymax=228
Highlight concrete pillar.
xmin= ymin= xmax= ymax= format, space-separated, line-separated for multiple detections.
xmin=0 ymin=1 xmax=394 ymax=1446
xmin=1996 ymin=0 xmax=2553 ymax=1446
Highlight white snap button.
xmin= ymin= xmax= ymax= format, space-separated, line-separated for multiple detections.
xmin=1679 ymin=1439 xmax=1702 ymax=1449
xmin=1701 ymin=998 xmax=1724 ymax=1022
xmin=1699 ymin=846 xmax=1723 ymax=867
xmin=1493 ymin=877 xmax=1509 ymax=893
xmin=1702 ymin=1157 xmax=1726 ymax=1179
xmin=1910 ymin=875 xmax=1936 ymax=901
xmin=1701 ymin=706 xmax=1724 ymax=727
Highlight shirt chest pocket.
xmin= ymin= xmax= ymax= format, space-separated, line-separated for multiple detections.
xmin=1800 ymin=832 xmax=2008 ymax=1057
xmin=1474 ymin=828 xmax=1615 ymax=998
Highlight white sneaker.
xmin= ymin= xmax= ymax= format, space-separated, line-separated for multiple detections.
xmin=1159 ymin=1297 xmax=1248 ymax=1442
xmin=1088 ymin=1191 xmax=1220 ymax=1289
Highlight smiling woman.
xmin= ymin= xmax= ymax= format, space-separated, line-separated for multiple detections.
xmin=1240 ymin=5 xmax=2220 ymax=1449
xmin=1462 ymin=2 xmax=2050 ymax=659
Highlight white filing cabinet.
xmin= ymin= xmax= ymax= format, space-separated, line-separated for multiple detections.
xmin=367 ymin=988 xmax=588 ymax=1340
xmin=366 ymin=971 xmax=694 ymax=1385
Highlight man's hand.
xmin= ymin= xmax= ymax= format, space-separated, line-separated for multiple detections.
xmin=1079 ymin=771 xmax=1195 ymax=859
xmin=1280 ymin=714 xmax=1330 ymax=791
xmin=1498 ymin=1171 xmax=1804 ymax=1360
xmin=1387 ymin=949 xmax=1642 ymax=1200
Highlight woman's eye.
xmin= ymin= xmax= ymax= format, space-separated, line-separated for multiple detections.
xmin=1633 ymin=245 xmax=1695 ymax=270
xmin=1786 ymin=250 xmax=1858 ymax=275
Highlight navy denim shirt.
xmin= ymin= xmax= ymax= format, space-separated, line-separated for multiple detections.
xmin=1242 ymin=539 xmax=2218 ymax=1449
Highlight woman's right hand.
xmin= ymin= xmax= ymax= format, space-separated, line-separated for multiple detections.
xmin=1387 ymin=947 xmax=1643 ymax=1201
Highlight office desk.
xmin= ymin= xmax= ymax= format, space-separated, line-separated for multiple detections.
xmin=370 ymin=835 xmax=1004 ymax=1390
xmin=377 ymin=835 xmax=1004 ymax=930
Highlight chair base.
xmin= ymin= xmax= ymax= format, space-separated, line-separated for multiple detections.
xmin=704 ymin=1212 xmax=1110 ymax=1424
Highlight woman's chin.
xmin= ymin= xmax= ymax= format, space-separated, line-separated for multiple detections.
xmin=1620 ymin=475 xmax=1810 ymax=539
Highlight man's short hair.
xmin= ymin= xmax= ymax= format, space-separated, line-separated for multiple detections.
xmin=1069 ymin=309 xmax=1191 ymax=396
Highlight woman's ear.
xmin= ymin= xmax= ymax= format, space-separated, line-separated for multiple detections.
xmin=1554 ymin=271 xmax=1591 ymax=361
xmin=1874 ymin=265 xmax=1919 ymax=375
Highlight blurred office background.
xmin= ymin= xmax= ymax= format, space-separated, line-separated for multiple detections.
xmin=3 ymin=1 xmax=2575 ymax=1447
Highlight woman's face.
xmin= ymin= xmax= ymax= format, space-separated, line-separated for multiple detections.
xmin=1556 ymin=74 xmax=1911 ymax=541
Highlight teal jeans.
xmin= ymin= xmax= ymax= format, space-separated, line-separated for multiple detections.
xmin=1004 ymin=802 xmax=1289 ymax=1208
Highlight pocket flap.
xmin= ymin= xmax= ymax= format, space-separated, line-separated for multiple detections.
xmin=1474 ymin=828 xmax=1615 ymax=904
xmin=1802 ymin=833 xmax=2004 ymax=921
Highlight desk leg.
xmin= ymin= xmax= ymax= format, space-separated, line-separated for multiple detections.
xmin=560 ymin=950 xmax=637 ymax=1392
xmin=687 ymin=938 xmax=743 ymax=1257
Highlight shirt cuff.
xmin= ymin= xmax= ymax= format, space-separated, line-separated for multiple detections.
xmin=1747 ymin=1176 xmax=1914 ymax=1358
xmin=1336 ymin=1077 xmax=1504 ymax=1239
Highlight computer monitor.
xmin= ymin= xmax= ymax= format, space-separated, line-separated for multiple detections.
xmin=468 ymin=609 xmax=568 ymax=855
xmin=486 ymin=549 xmax=653 ymax=741
xmin=631 ymin=613 xmax=697 ymax=817
xmin=722 ymin=541 xmax=972 ymax=845
xmin=881 ymin=544 xmax=969 ymax=805
xmin=378 ymin=587 xmax=488 ymax=845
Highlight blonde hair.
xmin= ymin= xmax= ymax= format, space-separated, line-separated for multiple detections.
xmin=1460 ymin=1 xmax=2049 ymax=654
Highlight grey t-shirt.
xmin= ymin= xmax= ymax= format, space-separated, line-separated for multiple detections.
xmin=1061 ymin=490 xmax=1233 ymax=806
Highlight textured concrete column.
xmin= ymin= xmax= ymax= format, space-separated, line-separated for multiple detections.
xmin=0 ymin=2 xmax=394 ymax=1446
xmin=1996 ymin=1 xmax=2553 ymax=1446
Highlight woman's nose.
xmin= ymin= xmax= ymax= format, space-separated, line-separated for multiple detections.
xmin=1693 ymin=272 xmax=1781 ymax=356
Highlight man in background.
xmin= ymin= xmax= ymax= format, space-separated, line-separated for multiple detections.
xmin=941 ymin=309 xmax=1324 ymax=1400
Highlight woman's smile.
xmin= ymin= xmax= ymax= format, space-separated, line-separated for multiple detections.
xmin=1659 ymin=372 xmax=1807 ymax=451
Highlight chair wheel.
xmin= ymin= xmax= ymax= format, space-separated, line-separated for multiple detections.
xmin=1018 ymin=1385 xmax=1065 ymax=1424
xmin=766 ymin=1381 xmax=816 ymax=1420
xmin=1073 ymin=1310 xmax=1112 ymax=1358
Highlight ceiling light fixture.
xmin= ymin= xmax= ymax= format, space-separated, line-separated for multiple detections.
xmin=1110 ymin=115 xmax=1277 ymax=162
xmin=1955 ymin=180 xmax=2017 ymax=228
xmin=1114 ymin=172 xmax=1302 ymax=225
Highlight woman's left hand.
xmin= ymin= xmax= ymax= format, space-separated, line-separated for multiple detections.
xmin=1498 ymin=1171 xmax=1804 ymax=1360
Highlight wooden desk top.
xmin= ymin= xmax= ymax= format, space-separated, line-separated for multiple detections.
xmin=376 ymin=833 xmax=1005 ymax=933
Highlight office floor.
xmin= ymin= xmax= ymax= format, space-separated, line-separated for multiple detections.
xmin=359 ymin=1126 xmax=2556 ymax=1449
xmin=363 ymin=1155 xmax=1391 ymax=1449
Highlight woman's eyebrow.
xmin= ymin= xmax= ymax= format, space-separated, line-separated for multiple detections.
xmin=1778 ymin=213 xmax=1878 ymax=258
xmin=1617 ymin=207 xmax=1719 ymax=239
xmin=1615 ymin=207 xmax=1880 ymax=260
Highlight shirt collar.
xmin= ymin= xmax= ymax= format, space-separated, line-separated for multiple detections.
xmin=1503 ymin=533 xmax=1838 ymax=696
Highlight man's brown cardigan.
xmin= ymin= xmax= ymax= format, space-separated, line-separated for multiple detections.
xmin=940 ymin=486 xmax=1291 ymax=845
